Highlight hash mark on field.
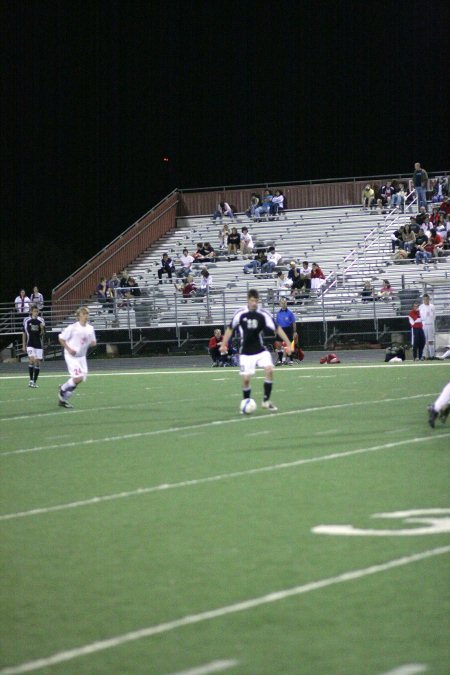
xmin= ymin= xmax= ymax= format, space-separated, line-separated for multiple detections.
xmin=246 ymin=430 xmax=271 ymax=437
xmin=380 ymin=664 xmax=428 ymax=675
xmin=1 ymin=547 xmax=447 ymax=675
xmin=212 ymin=378 xmax=227 ymax=381
xmin=167 ymin=659 xmax=238 ymax=675
xmin=1 ymin=434 xmax=449 ymax=521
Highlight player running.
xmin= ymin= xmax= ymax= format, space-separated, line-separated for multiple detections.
xmin=428 ymin=381 xmax=450 ymax=428
xmin=220 ymin=288 xmax=292 ymax=411
xmin=22 ymin=305 xmax=45 ymax=387
xmin=58 ymin=307 xmax=96 ymax=408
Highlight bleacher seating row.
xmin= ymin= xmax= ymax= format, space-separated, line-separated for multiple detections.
xmin=65 ymin=205 xmax=449 ymax=330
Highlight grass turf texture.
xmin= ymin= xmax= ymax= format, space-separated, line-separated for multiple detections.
xmin=1 ymin=363 xmax=449 ymax=674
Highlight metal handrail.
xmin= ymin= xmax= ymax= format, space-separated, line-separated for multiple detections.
xmin=52 ymin=189 xmax=179 ymax=294
xmin=178 ymin=171 xmax=448 ymax=193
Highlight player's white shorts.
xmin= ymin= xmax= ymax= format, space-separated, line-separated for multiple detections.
xmin=423 ymin=324 xmax=435 ymax=342
xmin=64 ymin=353 xmax=88 ymax=381
xmin=27 ymin=347 xmax=43 ymax=360
xmin=239 ymin=350 xmax=273 ymax=376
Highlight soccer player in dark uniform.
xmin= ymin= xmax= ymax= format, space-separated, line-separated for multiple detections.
xmin=22 ymin=305 xmax=45 ymax=387
xmin=220 ymin=289 xmax=292 ymax=411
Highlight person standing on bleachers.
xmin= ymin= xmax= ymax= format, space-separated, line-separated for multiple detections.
xmin=411 ymin=162 xmax=429 ymax=212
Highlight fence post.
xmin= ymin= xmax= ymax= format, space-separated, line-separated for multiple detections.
xmin=174 ymin=292 xmax=180 ymax=347
xmin=321 ymin=291 xmax=328 ymax=347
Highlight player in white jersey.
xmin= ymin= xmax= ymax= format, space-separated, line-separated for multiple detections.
xmin=57 ymin=307 xmax=96 ymax=408
xmin=428 ymin=381 xmax=450 ymax=428
xmin=220 ymin=289 xmax=292 ymax=411
xmin=418 ymin=293 xmax=436 ymax=359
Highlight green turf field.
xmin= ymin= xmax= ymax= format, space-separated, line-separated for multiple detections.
xmin=1 ymin=362 xmax=449 ymax=674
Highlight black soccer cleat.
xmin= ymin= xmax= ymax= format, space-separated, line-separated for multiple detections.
xmin=439 ymin=405 xmax=449 ymax=424
xmin=428 ymin=405 xmax=438 ymax=428
xmin=58 ymin=399 xmax=73 ymax=409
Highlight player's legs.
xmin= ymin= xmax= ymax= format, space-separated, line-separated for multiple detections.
xmin=424 ymin=325 xmax=435 ymax=358
xmin=27 ymin=355 xmax=35 ymax=386
xmin=59 ymin=355 xmax=87 ymax=407
xmin=428 ymin=382 xmax=450 ymax=428
xmin=241 ymin=373 xmax=252 ymax=400
xmin=32 ymin=358 xmax=41 ymax=386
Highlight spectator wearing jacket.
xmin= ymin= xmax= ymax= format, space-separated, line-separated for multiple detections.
xmin=271 ymin=190 xmax=285 ymax=218
xmin=409 ymin=301 xmax=425 ymax=360
xmin=310 ymin=262 xmax=326 ymax=291
xmin=158 ymin=253 xmax=175 ymax=283
xmin=412 ymin=162 xmax=428 ymax=212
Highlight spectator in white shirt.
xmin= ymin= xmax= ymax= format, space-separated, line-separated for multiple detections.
xmin=261 ymin=246 xmax=282 ymax=274
xmin=30 ymin=286 xmax=44 ymax=310
xmin=276 ymin=271 xmax=293 ymax=298
xmin=177 ymin=248 xmax=195 ymax=278
xmin=419 ymin=293 xmax=436 ymax=359
xmin=240 ymin=227 xmax=254 ymax=257
xmin=271 ymin=190 xmax=285 ymax=218
xmin=15 ymin=290 xmax=31 ymax=328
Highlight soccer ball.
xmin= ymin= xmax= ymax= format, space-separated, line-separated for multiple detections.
xmin=240 ymin=398 xmax=257 ymax=414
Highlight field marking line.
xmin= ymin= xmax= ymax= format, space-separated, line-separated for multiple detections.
xmin=0 ymin=392 xmax=440 ymax=455
xmin=245 ymin=430 xmax=271 ymax=437
xmin=1 ymin=433 xmax=449 ymax=522
xmin=167 ymin=660 xmax=238 ymax=675
xmin=0 ymin=360 xmax=445 ymax=382
xmin=1 ymin=546 xmax=448 ymax=675
xmin=380 ymin=664 xmax=428 ymax=675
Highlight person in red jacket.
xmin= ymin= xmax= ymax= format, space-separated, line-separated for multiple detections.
xmin=310 ymin=262 xmax=326 ymax=293
xmin=209 ymin=328 xmax=226 ymax=366
xmin=409 ymin=301 xmax=425 ymax=361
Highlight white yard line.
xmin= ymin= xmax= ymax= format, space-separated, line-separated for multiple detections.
xmin=0 ymin=393 xmax=439 ymax=454
xmin=167 ymin=659 xmax=238 ymax=675
xmin=0 ymin=361 xmax=444 ymax=382
xmin=245 ymin=430 xmax=271 ymax=437
xmin=380 ymin=664 xmax=428 ymax=675
xmin=1 ymin=546 xmax=448 ymax=675
xmin=1 ymin=433 xmax=448 ymax=522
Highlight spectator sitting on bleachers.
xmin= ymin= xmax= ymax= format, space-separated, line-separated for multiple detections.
xmin=276 ymin=271 xmax=293 ymax=298
xmin=288 ymin=261 xmax=304 ymax=296
xmin=310 ymin=262 xmax=326 ymax=292
xmin=439 ymin=196 xmax=450 ymax=216
xmin=240 ymin=227 xmax=254 ymax=257
xmin=443 ymin=230 xmax=450 ymax=251
xmin=96 ymin=276 xmax=114 ymax=311
xmin=261 ymin=246 xmax=282 ymax=274
xmin=390 ymin=183 xmax=406 ymax=212
xmin=254 ymin=189 xmax=273 ymax=220
xmin=212 ymin=201 xmax=235 ymax=222
xmin=227 ymin=227 xmax=241 ymax=256
xmin=177 ymin=248 xmax=195 ymax=278
xmin=198 ymin=242 xmax=216 ymax=262
xmin=401 ymin=224 xmax=416 ymax=252
xmin=361 ymin=280 xmax=375 ymax=302
xmin=193 ymin=268 xmax=213 ymax=297
xmin=157 ymin=253 xmax=175 ymax=284
xmin=246 ymin=193 xmax=260 ymax=220
xmin=432 ymin=176 xmax=448 ymax=202
xmin=127 ymin=277 xmax=141 ymax=299
xmin=415 ymin=241 xmax=432 ymax=265
xmin=175 ymin=275 xmax=197 ymax=300
xmin=378 ymin=279 xmax=393 ymax=301
xmin=433 ymin=213 xmax=446 ymax=233
xmin=391 ymin=226 xmax=405 ymax=252
xmin=426 ymin=229 xmax=444 ymax=257
xmin=108 ymin=272 xmax=120 ymax=293
xmin=416 ymin=206 xmax=428 ymax=226
xmin=270 ymin=190 xmax=285 ymax=218
xmin=218 ymin=223 xmax=230 ymax=249
xmin=299 ymin=261 xmax=312 ymax=290
xmin=362 ymin=184 xmax=375 ymax=210
xmin=193 ymin=242 xmax=206 ymax=261
xmin=409 ymin=216 xmax=420 ymax=234
xmin=379 ymin=181 xmax=395 ymax=208
xmin=243 ymin=249 xmax=267 ymax=274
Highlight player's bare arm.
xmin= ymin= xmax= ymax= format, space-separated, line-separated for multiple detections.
xmin=220 ymin=327 xmax=233 ymax=353
xmin=58 ymin=337 xmax=77 ymax=356
xmin=276 ymin=326 xmax=293 ymax=354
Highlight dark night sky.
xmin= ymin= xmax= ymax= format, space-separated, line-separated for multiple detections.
xmin=1 ymin=0 xmax=449 ymax=302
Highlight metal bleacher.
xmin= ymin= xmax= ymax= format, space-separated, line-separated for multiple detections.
xmin=82 ymin=204 xmax=449 ymax=330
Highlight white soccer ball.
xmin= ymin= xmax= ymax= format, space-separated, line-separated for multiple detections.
xmin=240 ymin=398 xmax=257 ymax=414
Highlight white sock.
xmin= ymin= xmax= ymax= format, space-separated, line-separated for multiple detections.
xmin=434 ymin=383 xmax=450 ymax=412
